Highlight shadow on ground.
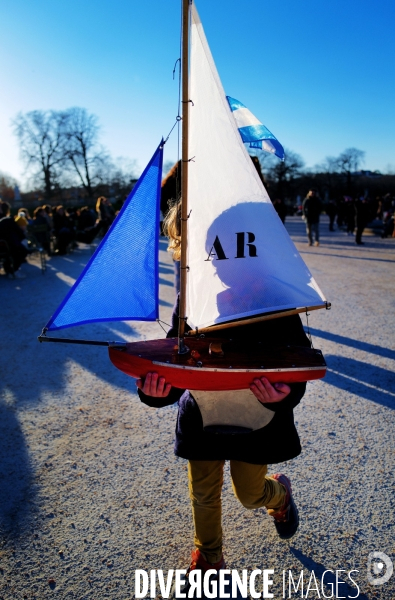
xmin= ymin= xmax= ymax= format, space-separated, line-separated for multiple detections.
xmin=323 ymin=355 xmax=395 ymax=409
xmin=0 ymin=242 xmax=175 ymax=539
xmin=309 ymin=328 xmax=395 ymax=361
xmin=0 ymin=403 xmax=34 ymax=538
xmin=300 ymin=250 xmax=395 ymax=263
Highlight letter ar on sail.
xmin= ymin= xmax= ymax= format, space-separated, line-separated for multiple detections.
xmin=39 ymin=0 xmax=330 ymax=392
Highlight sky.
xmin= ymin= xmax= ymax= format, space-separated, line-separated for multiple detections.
xmin=1 ymin=0 xmax=394 ymax=190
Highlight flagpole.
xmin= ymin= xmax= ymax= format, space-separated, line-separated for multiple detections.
xmin=178 ymin=0 xmax=191 ymax=353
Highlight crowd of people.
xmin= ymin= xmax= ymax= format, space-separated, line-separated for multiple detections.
xmin=302 ymin=190 xmax=395 ymax=246
xmin=0 ymin=197 xmax=115 ymax=278
xmin=1 ymin=189 xmax=394 ymax=278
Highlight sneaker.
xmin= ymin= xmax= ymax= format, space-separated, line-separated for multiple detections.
xmin=270 ymin=474 xmax=299 ymax=540
xmin=173 ymin=549 xmax=225 ymax=599
xmin=314 ymin=241 xmax=320 ymax=246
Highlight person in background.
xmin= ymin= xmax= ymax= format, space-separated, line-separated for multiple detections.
xmin=344 ymin=197 xmax=355 ymax=235
xmin=381 ymin=194 xmax=395 ymax=238
xmin=336 ymin=197 xmax=346 ymax=228
xmin=52 ymin=205 xmax=73 ymax=255
xmin=75 ymin=207 xmax=104 ymax=244
xmin=17 ymin=208 xmax=33 ymax=225
xmin=273 ymin=198 xmax=287 ymax=223
xmin=250 ymin=155 xmax=266 ymax=186
xmin=302 ymin=189 xmax=322 ymax=246
xmin=325 ymin=200 xmax=337 ymax=232
xmin=42 ymin=205 xmax=54 ymax=230
xmin=14 ymin=211 xmax=28 ymax=234
xmin=78 ymin=206 xmax=97 ymax=230
xmin=0 ymin=202 xmax=29 ymax=277
xmin=354 ymin=196 xmax=372 ymax=245
xmin=32 ymin=207 xmax=51 ymax=254
xmin=96 ymin=196 xmax=115 ymax=236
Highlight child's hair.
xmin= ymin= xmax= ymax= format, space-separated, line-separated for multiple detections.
xmin=163 ymin=199 xmax=181 ymax=261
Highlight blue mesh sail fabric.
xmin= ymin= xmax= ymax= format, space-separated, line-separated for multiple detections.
xmin=46 ymin=142 xmax=163 ymax=331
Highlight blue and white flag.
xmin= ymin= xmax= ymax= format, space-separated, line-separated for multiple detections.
xmin=227 ymin=96 xmax=285 ymax=160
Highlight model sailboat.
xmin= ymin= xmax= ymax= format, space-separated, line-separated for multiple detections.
xmin=39 ymin=0 xmax=329 ymax=391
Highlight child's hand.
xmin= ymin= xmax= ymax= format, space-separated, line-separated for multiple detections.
xmin=136 ymin=372 xmax=172 ymax=397
xmin=250 ymin=377 xmax=291 ymax=404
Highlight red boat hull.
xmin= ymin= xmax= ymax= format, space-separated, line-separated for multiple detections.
xmin=108 ymin=338 xmax=326 ymax=391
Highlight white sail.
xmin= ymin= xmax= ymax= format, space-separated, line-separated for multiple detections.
xmin=186 ymin=5 xmax=326 ymax=330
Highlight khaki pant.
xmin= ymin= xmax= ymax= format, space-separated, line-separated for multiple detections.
xmin=306 ymin=221 xmax=319 ymax=244
xmin=188 ymin=460 xmax=286 ymax=563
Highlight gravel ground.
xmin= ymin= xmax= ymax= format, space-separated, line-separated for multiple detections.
xmin=0 ymin=216 xmax=394 ymax=600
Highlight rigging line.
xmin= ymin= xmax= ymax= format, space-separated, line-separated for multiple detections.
xmin=177 ymin=1 xmax=182 ymax=193
xmin=172 ymin=58 xmax=180 ymax=80
xmin=180 ymin=210 xmax=192 ymax=221
xmin=177 ymin=4 xmax=182 ymax=119
xmin=157 ymin=319 xmax=171 ymax=334
xmin=164 ymin=116 xmax=182 ymax=145
xmin=305 ymin=308 xmax=314 ymax=348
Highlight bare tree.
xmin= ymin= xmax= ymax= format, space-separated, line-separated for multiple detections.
xmin=12 ymin=110 xmax=68 ymax=200
xmin=312 ymin=156 xmax=339 ymax=195
xmin=252 ymin=148 xmax=277 ymax=175
xmin=266 ymin=149 xmax=305 ymax=197
xmin=63 ymin=107 xmax=109 ymax=199
xmin=108 ymin=157 xmax=138 ymax=198
xmin=335 ymin=147 xmax=365 ymax=192
xmin=336 ymin=147 xmax=365 ymax=172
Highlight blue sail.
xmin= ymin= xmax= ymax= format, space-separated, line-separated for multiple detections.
xmin=45 ymin=142 xmax=163 ymax=331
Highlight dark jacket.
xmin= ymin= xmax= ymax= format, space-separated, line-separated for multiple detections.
xmin=354 ymin=199 xmax=372 ymax=227
xmin=302 ymin=196 xmax=322 ymax=224
xmin=53 ymin=212 xmax=72 ymax=233
xmin=138 ymin=299 xmax=310 ymax=465
xmin=0 ymin=216 xmax=26 ymax=247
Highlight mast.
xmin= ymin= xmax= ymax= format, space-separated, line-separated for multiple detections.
xmin=178 ymin=0 xmax=191 ymax=353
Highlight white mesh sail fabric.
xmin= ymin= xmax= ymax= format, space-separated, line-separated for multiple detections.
xmin=186 ymin=5 xmax=326 ymax=329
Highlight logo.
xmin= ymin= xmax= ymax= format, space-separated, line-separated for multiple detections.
xmin=367 ymin=551 xmax=393 ymax=585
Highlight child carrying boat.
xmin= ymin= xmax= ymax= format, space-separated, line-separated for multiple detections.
xmin=136 ymin=201 xmax=311 ymax=596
